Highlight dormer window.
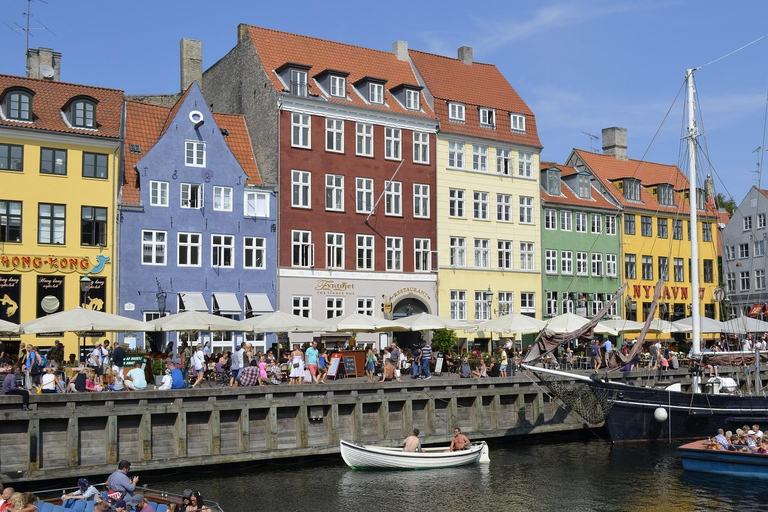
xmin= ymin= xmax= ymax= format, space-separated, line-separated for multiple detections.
xmin=624 ymin=178 xmax=641 ymax=201
xmin=72 ymin=99 xmax=96 ymax=128
xmin=290 ymin=69 xmax=308 ymax=97
xmin=479 ymin=108 xmax=495 ymax=128
xmin=405 ymin=89 xmax=420 ymax=110
xmin=329 ymin=76 xmax=346 ymax=98
xmin=547 ymin=170 xmax=560 ymax=196
xmin=510 ymin=113 xmax=525 ymax=132
xmin=696 ymin=188 xmax=706 ymax=210
xmin=657 ymin=184 xmax=675 ymax=206
xmin=369 ymin=83 xmax=384 ymax=104
xmin=449 ymin=102 xmax=465 ymax=122
xmin=577 ymin=173 xmax=591 ymax=199
xmin=5 ymin=89 xmax=32 ymax=121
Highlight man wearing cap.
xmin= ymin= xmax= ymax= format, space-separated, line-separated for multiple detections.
xmin=62 ymin=478 xmax=100 ymax=503
xmin=181 ymin=489 xmax=193 ymax=510
xmin=113 ymin=499 xmax=128 ymax=512
xmin=107 ymin=460 xmax=138 ymax=500
xmin=128 ymin=493 xmax=154 ymax=512
xmin=747 ymin=430 xmax=759 ymax=451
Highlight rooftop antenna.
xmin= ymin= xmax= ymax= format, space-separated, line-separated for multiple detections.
xmin=581 ymin=131 xmax=599 ymax=153
xmin=4 ymin=0 xmax=56 ymax=58
xmin=752 ymin=146 xmax=763 ymax=187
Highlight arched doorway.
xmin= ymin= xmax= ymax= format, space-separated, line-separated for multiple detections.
xmin=392 ymin=298 xmax=429 ymax=352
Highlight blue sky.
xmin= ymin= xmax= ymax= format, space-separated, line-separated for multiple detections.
xmin=2 ymin=0 xmax=768 ymax=203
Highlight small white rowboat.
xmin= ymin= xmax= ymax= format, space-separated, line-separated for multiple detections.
xmin=340 ymin=439 xmax=490 ymax=470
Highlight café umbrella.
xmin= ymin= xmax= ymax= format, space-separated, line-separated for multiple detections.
xmin=599 ymin=319 xmax=646 ymax=333
xmin=237 ymin=310 xmax=331 ymax=334
xmin=0 ymin=319 xmax=20 ymax=334
xmin=149 ymin=310 xmax=244 ymax=332
xmin=672 ymin=316 xmax=726 ymax=334
xmin=394 ymin=313 xmax=476 ymax=332
xmin=476 ymin=313 xmax=546 ymax=335
xmin=646 ymin=318 xmax=691 ymax=334
xmin=721 ymin=316 xmax=768 ymax=335
xmin=542 ymin=313 xmax=619 ymax=336
xmin=321 ymin=313 xmax=407 ymax=333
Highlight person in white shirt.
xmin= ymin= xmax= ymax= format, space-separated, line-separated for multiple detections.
xmin=40 ymin=367 xmax=65 ymax=393
xmin=158 ymin=369 xmax=173 ymax=390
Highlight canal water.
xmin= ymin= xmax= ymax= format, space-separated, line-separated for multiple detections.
xmin=151 ymin=439 xmax=768 ymax=511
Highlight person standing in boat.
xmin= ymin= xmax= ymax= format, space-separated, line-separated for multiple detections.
xmin=403 ymin=429 xmax=421 ymax=452
xmin=448 ymin=428 xmax=471 ymax=451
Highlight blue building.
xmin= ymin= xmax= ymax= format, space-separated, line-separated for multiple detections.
xmin=117 ymin=83 xmax=276 ymax=352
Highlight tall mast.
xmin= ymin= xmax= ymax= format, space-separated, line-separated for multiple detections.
xmin=686 ymin=69 xmax=701 ymax=365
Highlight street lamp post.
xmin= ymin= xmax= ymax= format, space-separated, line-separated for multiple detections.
xmin=79 ymin=273 xmax=92 ymax=362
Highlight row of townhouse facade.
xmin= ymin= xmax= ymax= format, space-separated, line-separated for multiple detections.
xmin=0 ymin=29 xmax=724 ymax=356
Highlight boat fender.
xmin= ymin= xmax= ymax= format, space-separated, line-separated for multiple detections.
xmin=479 ymin=442 xmax=490 ymax=464
xmin=654 ymin=407 xmax=668 ymax=422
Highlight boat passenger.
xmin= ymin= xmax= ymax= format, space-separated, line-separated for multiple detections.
xmin=714 ymin=428 xmax=729 ymax=450
xmin=727 ymin=435 xmax=739 ymax=450
xmin=0 ymin=486 xmax=13 ymax=512
xmin=128 ymin=493 xmax=154 ymax=512
xmin=403 ymin=429 xmax=421 ymax=452
xmin=753 ymin=424 xmax=764 ymax=439
xmin=94 ymin=502 xmax=111 ymax=512
xmin=106 ymin=460 xmax=138 ymax=500
xmin=8 ymin=492 xmax=36 ymax=512
xmin=185 ymin=492 xmax=204 ymax=512
xmin=449 ymin=427 xmax=471 ymax=451
xmin=62 ymin=478 xmax=100 ymax=503
xmin=747 ymin=431 xmax=759 ymax=452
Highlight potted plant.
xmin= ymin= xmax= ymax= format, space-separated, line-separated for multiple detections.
xmin=152 ymin=358 xmax=166 ymax=387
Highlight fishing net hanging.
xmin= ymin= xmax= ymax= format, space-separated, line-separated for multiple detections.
xmin=540 ymin=375 xmax=614 ymax=425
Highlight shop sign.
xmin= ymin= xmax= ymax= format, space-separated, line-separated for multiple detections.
xmin=315 ymin=279 xmax=356 ymax=295
xmin=631 ymin=284 xmax=705 ymax=300
xmin=389 ymin=287 xmax=432 ymax=301
xmin=0 ymin=274 xmax=21 ymax=324
xmin=36 ymin=275 xmax=65 ymax=337
xmin=0 ymin=254 xmax=92 ymax=274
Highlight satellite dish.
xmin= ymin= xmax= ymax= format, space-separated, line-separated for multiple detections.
xmin=39 ymin=65 xmax=55 ymax=79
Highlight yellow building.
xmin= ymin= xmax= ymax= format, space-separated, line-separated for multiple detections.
xmin=568 ymin=129 xmax=720 ymax=334
xmin=0 ymin=54 xmax=123 ymax=358
xmin=408 ymin=47 xmax=543 ymax=347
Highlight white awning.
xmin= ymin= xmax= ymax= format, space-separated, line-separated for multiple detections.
xmin=179 ymin=292 xmax=208 ymax=312
xmin=212 ymin=292 xmax=243 ymax=315
xmin=245 ymin=293 xmax=274 ymax=315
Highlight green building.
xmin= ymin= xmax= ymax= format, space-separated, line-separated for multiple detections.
xmin=540 ymin=163 xmax=623 ymax=319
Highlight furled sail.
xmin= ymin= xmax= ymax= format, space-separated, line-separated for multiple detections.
xmin=608 ymin=280 xmax=663 ymax=371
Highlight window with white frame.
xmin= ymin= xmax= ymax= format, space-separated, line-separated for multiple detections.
xmin=519 ymin=196 xmax=533 ymax=224
xmin=727 ymin=272 xmax=736 ymax=292
xmin=177 ymin=232 xmax=201 ymax=267
xmin=497 ymin=194 xmax=512 ymax=222
xmin=590 ymin=298 xmax=603 ymax=317
xmin=290 ymin=69 xmax=308 ymax=97
xmin=325 ymin=118 xmax=344 ymax=153
xmin=142 ymin=230 xmax=166 ymax=265
xmin=413 ymin=132 xmax=429 ymax=164
xmin=414 ymin=238 xmax=431 ymax=272
xmin=369 ymin=83 xmax=384 ymax=104
xmin=357 ymin=297 xmax=375 ymax=316
xmin=474 ymin=239 xmax=490 ymax=268
xmin=185 ymin=140 xmax=206 ymax=167
xmin=562 ymin=293 xmax=574 ymax=314
xmin=518 ymin=151 xmax=532 ymax=177
xmin=479 ymin=108 xmax=495 ymax=127
xmin=657 ymin=256 xmax=668 ymax=281
xmin=741 ymin=271 xmax=751 ymax=291
xmin=545 ymin=209 xmax=557 ymax=230
xmin=357 ymin=234 xmax=374 ymax=270
xmin=385 ymin=127 xmax=401 ymax=160
xmin=546 ymin=291 xmax=558 ymax=317
xmin=211 ymin=234 xmax=234 ymax=268
xmin=326 ymin=297 xmax=344 ymax=319
xmin=744 ymin=216 xmax=753 ymax=230
xmin=510 ymin=114 xmax=525 ymax=132
xmin=605 ymin=215 xmax=616 ymax=235
xmin=624 ymin=179 xmax=641 ymax=201
xmin=450 ymin=237 xmax=466 ymax=267
xmin=386 ymin=236 xmax=402 ymax=271
xmin=545 ymin=249 xmax=558 ymax=274
xmin=642 ymin=256 xmax=653 ymax=280
xmin=757 ymin=269 xmax=766 ymax=290
xmin=591 ymin=213 xmax=602 ymax=234
xmin=356 ymin=177 xmax=374 ymax=213
xmin=356 ymin=123 xmax=373 ymax=157
xmin=291 ymin=113 xmax=311 ymax=148
xmin=413 ymin=184 xmax=430 ymax=218
xmin=292 ymin=230 xmax=313 ymax=267
xmin=702 ymin=222 xmax=712 ymax=242
xmin=474 ymin=291 xmax=490 ymax=321
xmin=473 ymin=191 xmax=489 ymax=220
xmin=450 ymin=290 xmax=467 ymax=320
xmin=756 ymin=240 xmax=765 ymax=257
xmin=449 ymin=103 xmax=465 ymax=122
xmin=674 ymin=258 xmax=684 ymax=282
xmin=520 ymin=242 xmax=534 ymax=271
xmin=561 ymin=251 xmax=573 ymax=275
xmin=739 ymin=243 xmax=749 ymax=259
xmin=498 ymin=292 xmax=514 ymax=315
xmin=449 ymin=189 xmax=465 ymax=218
xmin=292 ymin=170 xmax=311 ymax=208
xmin=726 ymin=245 xmax=735 ymax=261
xmin=760 ymin=213 xmax=767 ymax=229
xmin=520 ymin=293 xmax=535 ymax=314
xmin=244 ymin=191 xmax=269 ymax=217
xmin=180 ymin=183 xmax=203 ymax=209
xmin=576 ymin=252 xmax=588 ymax=276
xmin=496 ymin=148 xmax=512 ymax=175
xmin=657 ymin=184 xmax=674 ymax=206
xmin=292 ymin=296 xmax=311 ymax=318
xmin=626 ymin=254 xmax=637 ymax=280
xmin=498 ymin=240 xmax=513 ymax=270
xmin=326 ymin=232 xmax=344 ymax=269
xmin=606 ymin=254 xmax=617 ymax=277
xmin=560 ymin=210 xmax=572 ymax=231
xmin=405 ymin=89 xmax=420 ymax=110
xmin=150 ymin=181 xmax=168 ymax=207
xmin=243 ymin=236 xmax=265 ymax=269
xmin=213 ymin=186 xmax=233 ymax=212
xmin=329 ymin=75 xmax=346 ymax=97
xmin=385 ymin=181 xmax=402 ymax=216
xmin=575 ymin=212 xmax=587 ymax=232
xmin=472 ymin=145 xmax=488 ymax=171
xmin=591 ymin=253 xmax=603 ymax=277
xmin=606 ymin=294 xmax=618 ymax=317
xmin=578 ymin=174 xmax=591 ymax=199
xmin=448 ymin=141 xmax=464 ymax=168
xmin=325 ymin=174 xmax=344 ymax=211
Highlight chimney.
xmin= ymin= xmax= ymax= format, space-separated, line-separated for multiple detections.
xmin=457 ymin=46 xmax=473 ymax=65
xmin=602 ymin=127 xmax=628 ymax=160
xmin=180 ymin=38 xmax=203 ymax=93
xmin=392 ymin=40 xmax=409 ymax=61
xmin=26 ymin=47 xmax=61 ymax=81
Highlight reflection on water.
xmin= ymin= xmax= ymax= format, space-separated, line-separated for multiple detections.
xmin=150 ymin=440 xmax=768 ymax=511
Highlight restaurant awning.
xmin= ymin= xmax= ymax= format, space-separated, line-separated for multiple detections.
xmin=749 ymin=303 xmax=766 ymax=318
xmin=179 ymin=292 xmax=208 ymax=312
xmin=245 ymin=293 xmax=274 ymax=316
xmin=212 ymin=293 xmax=242 ymax=315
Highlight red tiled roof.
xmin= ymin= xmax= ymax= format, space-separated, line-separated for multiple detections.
xmin=0 ymin=74 xmax=122 ymax=139
xmin=122 ymin=99 xmax=261 ymax=206
xmin=540 ymin=163 xmax=620 ymax=211
xmin=409 ymin=50 xmax=541 ymax=148
xmin=245 ymin=26 xmax=434 ymax=118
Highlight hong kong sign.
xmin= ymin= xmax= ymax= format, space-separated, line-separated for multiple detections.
xmin=1 ymin=254 xmax=91 ymax=274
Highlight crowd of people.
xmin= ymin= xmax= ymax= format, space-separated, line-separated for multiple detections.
xmin=709 ymin=424 xmax=768 ymax=453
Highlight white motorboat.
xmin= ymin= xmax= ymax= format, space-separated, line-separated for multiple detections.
xmin=340 ymin=439 xmax=490 ymax=470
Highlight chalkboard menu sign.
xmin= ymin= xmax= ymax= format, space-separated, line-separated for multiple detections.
xmin=343 ymin=356 xmax=356 ymax=377
xmin=327 ymin=356 xmax=341 ymax=378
